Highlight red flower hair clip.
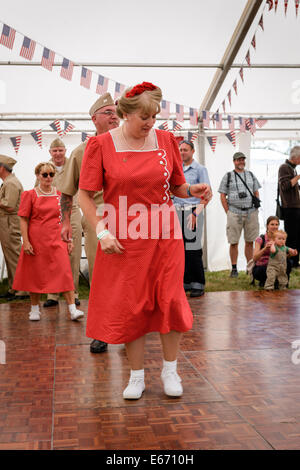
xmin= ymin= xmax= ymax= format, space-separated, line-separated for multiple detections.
xmin=126 ymin=82 xmax=157 ymax=98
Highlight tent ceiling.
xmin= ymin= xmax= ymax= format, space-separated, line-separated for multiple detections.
xmin=0 ymin=0 xmax=300 ymax=137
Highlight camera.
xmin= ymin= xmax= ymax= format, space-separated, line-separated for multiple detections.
xmin=238 ymin=192 xmax=247 ymax=199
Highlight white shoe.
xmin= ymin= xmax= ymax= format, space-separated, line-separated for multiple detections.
xmin=70 ymin=309 xmax=84 ymax=321
xmin=161 ymin=370 xmax=183 ymax=397
xmin=123 ymin=378 xmax=145 ymax=400
xmin=29 ymin=311 xmax=41 ymax=321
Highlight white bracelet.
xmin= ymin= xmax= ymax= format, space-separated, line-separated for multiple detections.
xmin=97 ymin=229 xmax=110 ymax=240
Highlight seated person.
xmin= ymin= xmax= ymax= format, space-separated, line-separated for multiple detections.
xmin=252 ymin=216 xmax=292 ymax=287
xmin=265 ymin=230 xmax=297 ymax=291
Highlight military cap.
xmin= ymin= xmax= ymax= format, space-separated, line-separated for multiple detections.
xmin=0 ymin=154 xmax=17 ymax=169
xmin=233 ymin=151 xmax=246 ymax=160
xmin=89 ymin=93 xmax=115 ymax=117
xmin=50 ymin=138 xmax=65 ymax=149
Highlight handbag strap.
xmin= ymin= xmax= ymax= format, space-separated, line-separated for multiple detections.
xmin=233 ymin=171 xmax=255 ymax=197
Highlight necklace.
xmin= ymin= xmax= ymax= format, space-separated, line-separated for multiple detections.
xmin=38 ymin=184 xmax=54 ymax=195
xmin=121 ymin=126 xmax=146 ymax=151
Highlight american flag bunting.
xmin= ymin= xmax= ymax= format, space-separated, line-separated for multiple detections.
xmin=285 ymin=0 xmax=289 ymax=15
xmin=63 ymin=121 xmax=75 ymax=135
xmin=251 ymin=35 xmax=256 ymax=50
xmin=246 ymin=50 xmax=251 ymax=67
xmin=275 ymin=0 xmax=279 ymax=11
xmin=96 ymin=75 xmax=109 ymax=95
xmin=187 ymin=131 xmax=198 ymax=142
xmin=81 ymin=132 xmax=91 ymax=142
xmin=295 ymin=0 xmax=299 ymax=16
xmin=202 ymin=110 xmax=210 ymax=128
xmin=227 ymin=115 xmax=235 ymax=131
xmin=114 ymin=82 xmax=125 ymax=100
xmin=20 ymin=36 xmax=36 ymax=60
xmin=0 ymin=24 xmax=16 ymax=49
xmin=255 ymin=118 xmax=268 ymax=128
xmin=215 ymin=113 xmax=222 ymax=130
xmin=246 ymin=117 xmax=256 ymax=135
xmin=189 ymin=108 xmax=198 ymax=126
xmin=10 ymin=136 xmax=21 ymax=154
xmin=233 ymin=80 xmax=238 ymax=96
xmin=222 ymin=100 xmax=226 ymax=113
xmin=31 ymin=130 xmax=42 ymax=148
xmin=175 ymin=104 xmax=184 ymax=122
xmin=207 ymin=136 xmax=217 ymax=153
xmin=225 ymin=131 xmax=236 ymax=147
xmin=158 ymin=121 xmax=169 ymax=131
xmin=60 ymin=58 xmax=74 ymax=81
xmin=258 ymin=14 xmax=264 ymax=30
xmin=160 ymin=100 xmax=170 ymax=119
xmin=267 ymin=0 xmax=274 ymax=10
xmin=80 ymin=67 xmax=92 ymax=89
xmin=41 ymin=47 xmax=55 ymax=71
xmin=50 ymin=120 xmax=63 ymax=137
xmin=239 ymin=67 xmax=244 ymax=83
xmin=172 ymin=120 xmax=182 ymax=132
xmin=239 ymin=117 xmax=246 ymax=133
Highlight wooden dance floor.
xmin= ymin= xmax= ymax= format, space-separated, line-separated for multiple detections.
xmin=1 ymin=289 xmax=300 ymax=450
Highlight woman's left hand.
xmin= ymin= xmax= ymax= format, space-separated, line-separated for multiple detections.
xmin=190 ymin=183 xmax=212 ymax=205
xmin=67 ymin=241 xmax=74 ymax=254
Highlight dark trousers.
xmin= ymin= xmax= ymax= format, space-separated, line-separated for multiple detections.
xmin=252 ymin=259 xmax=292 ymax=287
xmin=283 ymin=207 xmax=300 ymax=267
xmin=176 ymin=207 xmax=205 ymax=290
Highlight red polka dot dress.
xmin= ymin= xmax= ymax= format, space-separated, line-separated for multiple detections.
xmin=79 ymin=129 xmax=193 ymax=344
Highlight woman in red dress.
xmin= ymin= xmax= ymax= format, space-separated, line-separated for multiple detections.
xmin=13 ymin=162 xmax=84 ymax=322
xmin=79 ymin=83 xmax=212 ymax=400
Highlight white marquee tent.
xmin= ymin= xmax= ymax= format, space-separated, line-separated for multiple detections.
xmin=1 ymin=0 xmax=300 ymax=275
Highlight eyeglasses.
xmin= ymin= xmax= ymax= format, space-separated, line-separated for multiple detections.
xmin=41 ymin=172 xmax=55 ymax=178
xmin=94 ymin=110 xmax=117 ymax=117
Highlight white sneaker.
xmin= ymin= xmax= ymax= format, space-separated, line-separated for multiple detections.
xmin=123 ymin=378 xmax=145 ymax=400
xmin=29 ymin=311 xmax=41 ymax=321
xmin=161 ymin=370 xmax=183 ymax=397
xmin=70 ymin=309 xmax=84 ymax=321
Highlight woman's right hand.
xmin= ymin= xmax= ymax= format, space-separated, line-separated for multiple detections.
xmin=264 ymin=241 xmax=273 ymax=250
xmin=23 ymin=240 xmax=35 ymax=255
xmin=99 ymin=233 xmax=125 ymax=255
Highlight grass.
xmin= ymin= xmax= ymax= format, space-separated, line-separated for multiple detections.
xmin=1 ymin=268 xmax=299 ymax=303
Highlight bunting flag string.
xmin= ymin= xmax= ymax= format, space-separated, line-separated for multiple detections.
xmin=10 ymin=136 xmax=21 ymax=155
xmin=207 ymin=136 xmax=217 ymax=153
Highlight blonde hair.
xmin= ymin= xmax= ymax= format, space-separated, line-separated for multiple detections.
xmin=117 ymin=85 xmax=162 ymax=119
xmin=274 ymin=229 xmax=287 ymax=238
xmin=35 ymin=162 xmax=56 ymax=176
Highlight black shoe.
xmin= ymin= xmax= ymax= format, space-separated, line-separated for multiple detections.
xmin=90 ymin=339 xmax=108 ymax=353
xmin=0 ymin=291 xmax=16 ymax=300
xmin=230 ymin=269 xmax=238 ymax=278
xmin=75 ymin=298 xmax=80 ymax=306
xmin=43 ymin=299 xmax=59 ymax=308
xmin=190 ymin=289 xmax=204 ymax=298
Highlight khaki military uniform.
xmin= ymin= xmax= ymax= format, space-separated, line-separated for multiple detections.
xmin=0 ymin=173 xmax=24 ymax=293
xmin=57 ymin=141 xmax=103 ymax=282
xmin=36 ymin=158 xmax=83 ymax=300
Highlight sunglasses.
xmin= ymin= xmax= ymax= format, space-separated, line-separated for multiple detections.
xmin=41 ymin=172 xmax=55 ymax=178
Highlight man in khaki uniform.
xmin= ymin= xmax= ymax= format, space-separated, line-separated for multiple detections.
xmin=58 ymin=93 xmax=120 ymax=353
xmin=0 ymin=155 xmax=27 ymax=300
xmin=42 ymin=138 xmax=82 ymax=307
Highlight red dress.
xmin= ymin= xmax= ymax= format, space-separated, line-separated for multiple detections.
xmin=13 ymin=188 xmax=74 ymax=293
xmin=79 ymin=129 xmax=193 ymax=344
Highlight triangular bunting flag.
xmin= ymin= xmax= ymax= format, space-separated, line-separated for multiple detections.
xmin=172 ymin=120 xmax=182 ymax=132
xmin=50 ymin=120 xmax=63 ymax=137
xmin=158 ymin=121 xmax=169 ymax=131
xmin=207 ymin=136 xmax=217 ymax=153
xmin=258 ymin=14 xmax=264 ymax=30
xmin=222 ymin=100 xmax=226 ymax=113
xmin=225 ymin=131 xmax=236 ymax=147
xmin=255 ymin=118 xmax=268 ymax=128
xmin=239 ymin=67 xmax=244 ymax=83
xmin=31 ymin=130 xmax=42 ymax=148
xmin=227 ymin=90 xmax=232 ymax=107
xmin=285 ymin=0 xmax=289 ymax=15
xmin=202 ymin=110 xmax=210 ymax=128
xmin=10 ymin=136 xmax=21 ymax=155
xmin=0 ymin=24 xmax=16 ymax=49
xmin=233 ymin=80 xmax=238 ymax=96
xmin=267 ymin=0 xmax=273 ymax=10
xmin=81 ymin=133 xmax=91 ymax=143
xmin=295 ymin=0 xmax=299 ymax=16
xmin=63 ymin=121 xmax=75 ymax=136
xmin=251 ymin=35 xmax=256 ymax=50
xmin=187 ymin=131 xmax=198 ymax=142
xmin=246 ymin=50 xmax=251 ymax=67
xmin=275 ymin=0 xmax=279 ymax=12
xmin=245 ymin=118 xmax=256 ymax=135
